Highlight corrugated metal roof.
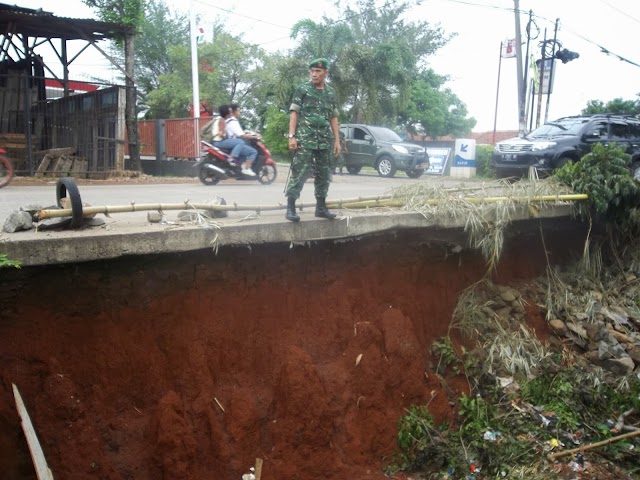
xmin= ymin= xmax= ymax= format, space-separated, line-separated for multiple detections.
xmin=0 ymin=3 xmax=132 ymax=42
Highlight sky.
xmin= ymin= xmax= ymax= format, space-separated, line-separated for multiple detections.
xmin=8 ymin=0 xmax=640 ymax=133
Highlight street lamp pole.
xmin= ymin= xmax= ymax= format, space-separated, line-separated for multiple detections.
xmin=544 ymin=19 xmax=560 ymax=123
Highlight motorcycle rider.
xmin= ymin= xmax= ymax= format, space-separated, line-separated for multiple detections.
xmin=225 ymin=103 xmax=260 ymax=175
xmin=200 ymin=104 xmax=256 ymax=176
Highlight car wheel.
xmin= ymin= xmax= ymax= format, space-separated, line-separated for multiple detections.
xmin=406 ymin=169 xmax=424 ymax=179
xmin=346 ymin=166 xmax=361 ymax=175
xmin=376 ymin=155 xmax=396 ymax=177
xmin=632 ymin=162 xmax=640 ymax=181
xmin=554 ymin=156 xmax=573 ymax=172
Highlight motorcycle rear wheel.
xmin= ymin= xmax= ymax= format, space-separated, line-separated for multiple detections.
xmin=258 ymin=164 xmax=277 ymax=185
xmin=198 ymin=167 xmax=222 ymax=185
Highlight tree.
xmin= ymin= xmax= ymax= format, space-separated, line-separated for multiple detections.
xmin=582 ymin=96 xmax=640 ymax=117
xmin=402 ymin=70 xmax=476 ymax=138
xmin=146 ymin=30 xmax=266 ymax=121
xmin=289 ymin=0 xmax=455 ymax=127
xmin=135 ymin=1 xmax=189 ymax=98
xmin=83 ymin=0 xmax=145 ymax=171
xmin=103 ymin=0 xmax=189 ymax=118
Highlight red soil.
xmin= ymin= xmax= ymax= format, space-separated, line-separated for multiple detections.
xmin=0 ymin=222 xmax=585 ymax=479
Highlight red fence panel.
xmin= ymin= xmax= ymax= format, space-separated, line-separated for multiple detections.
xmin=136 ymin=120 xmax=156 ymax=156
xmin=128 ymin=117 xmax=212 ymax=160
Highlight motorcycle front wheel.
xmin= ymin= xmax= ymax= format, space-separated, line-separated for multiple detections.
xmin=198 ymin=167 xmax=222 ymax=185
xmin=258 ymin=164 xmax=277 ymax=185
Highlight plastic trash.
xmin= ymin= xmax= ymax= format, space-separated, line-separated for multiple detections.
xmin=241 ymin=467 xmax=255 ymax=480
xmin=483 ymin=430 xmax=501 ymax=442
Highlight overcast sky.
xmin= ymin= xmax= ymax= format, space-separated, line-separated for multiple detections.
xmin=9 ymin=0 xmax=640 ymax=132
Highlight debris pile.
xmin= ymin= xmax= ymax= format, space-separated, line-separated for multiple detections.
xmin=393 ymin=251 xmax=640 ymax=480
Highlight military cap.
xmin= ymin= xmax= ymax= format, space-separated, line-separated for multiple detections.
xmin=309 ymin=57 xmax=329 ymax=69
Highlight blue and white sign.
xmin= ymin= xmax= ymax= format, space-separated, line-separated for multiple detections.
xmin=425 ymin=147 xmax=451 ymax=175
xmin=453 ymin=139 xmax=476 ymax=167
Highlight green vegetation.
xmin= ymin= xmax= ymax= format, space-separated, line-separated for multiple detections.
xmin=474 ymin=144 xmax=495 ymax=178
xmin=581 ymin=97 xmax=640 ymax=117
xmin=554 ymin=143 xmax=640 ymax=237
xmin=388 ymin=340 xmax=640 ymax=478
xmin=0 ymin=253 xmax=20 ymax=269
xmin=102 ymin=0 xmax=476 ymax=140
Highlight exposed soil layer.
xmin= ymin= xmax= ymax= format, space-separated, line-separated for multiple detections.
xmin=0 ymin=220 xmax=589 ymax=479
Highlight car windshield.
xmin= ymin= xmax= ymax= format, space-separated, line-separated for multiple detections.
xmin=368 ymin=126 xmax=403 ymax=142
xmin=528 ymin=118 xmax=588 ymax=138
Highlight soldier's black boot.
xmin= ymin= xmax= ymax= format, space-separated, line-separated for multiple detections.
xmin=315 ymin=197 xmax=336 ymax=220
xmin=285 ymin=197 xmax=300 ymax=222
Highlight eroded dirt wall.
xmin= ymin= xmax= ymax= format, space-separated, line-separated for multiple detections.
xmin=0 ymin=220 xmax=588 ymax=480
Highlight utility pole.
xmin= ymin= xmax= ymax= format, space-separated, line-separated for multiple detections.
xmin=189 ymin=0 xmax=200 ymax=119
xmin=514 ymin=0 xmax=525 ymax=134
xmin=535 ymin=28 xmax=547 ymax=129
xmin=521 ymin=10 xmax=533 ymax=130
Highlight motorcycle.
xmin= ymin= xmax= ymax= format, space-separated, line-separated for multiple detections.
xmin=195 ymin=135 xmax=277 ymax=186
xmin=0 ymin=148 xmax=15 ymax=188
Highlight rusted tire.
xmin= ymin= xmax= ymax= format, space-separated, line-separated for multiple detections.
xmin=56 ymin=177 xmax=84 ymax=228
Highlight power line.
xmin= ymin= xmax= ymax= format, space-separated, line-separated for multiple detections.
xmin=524 ymin=9 xmax=640 ymax=69
xmin=193 ymin=0 xmax=294 ymax=31
xmin=597 ymin=0 xmax=640 ymax=25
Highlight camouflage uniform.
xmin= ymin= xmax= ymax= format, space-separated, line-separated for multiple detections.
xmin=285 ymin=81 xmax=339 ymax=200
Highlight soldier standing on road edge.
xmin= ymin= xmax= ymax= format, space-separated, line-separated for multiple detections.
xmin=285 ymin=57 xmax=341 ymax=222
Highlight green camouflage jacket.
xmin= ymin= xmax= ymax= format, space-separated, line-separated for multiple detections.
xmin=290 ymin=82 xmax=339 ymax=150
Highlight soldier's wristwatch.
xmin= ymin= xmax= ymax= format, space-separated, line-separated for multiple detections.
xmin=287 ymin=133 xmax=296 ymax=139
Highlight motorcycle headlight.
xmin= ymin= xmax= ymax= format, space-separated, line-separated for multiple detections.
xmin=531 ymin=142 xmax=556 ymax=151
xmin=392 ymin=145 xmax=409 ymax=154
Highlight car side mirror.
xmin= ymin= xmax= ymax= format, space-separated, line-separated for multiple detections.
xmin=364 ymin=134 xmax=373 ymax=143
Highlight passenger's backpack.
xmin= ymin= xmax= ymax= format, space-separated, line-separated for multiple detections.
xmin=201 ymin=116 xmax=225 ymax=142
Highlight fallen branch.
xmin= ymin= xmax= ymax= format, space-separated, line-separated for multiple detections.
xmin=547 ymin=429 xmax=640 ymax=461
xmin=614 ymin=408 xmax=635 ymax=432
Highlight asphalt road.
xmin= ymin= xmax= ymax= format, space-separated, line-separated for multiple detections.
xmin=0 ymin=167 xmax=478 ymax=225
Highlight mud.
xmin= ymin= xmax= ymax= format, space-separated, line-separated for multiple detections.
xmin=0 ymin=220 xmax=588 ymax=479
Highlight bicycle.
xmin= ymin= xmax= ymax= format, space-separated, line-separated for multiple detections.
xmin=0 ymin=148 xmax=15 ymax=188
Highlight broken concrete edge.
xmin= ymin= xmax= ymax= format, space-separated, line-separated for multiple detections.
xmin=0 ymin=205 xmax=577 ymax=267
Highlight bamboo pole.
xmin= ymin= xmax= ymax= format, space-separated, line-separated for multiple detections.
xmin=547 ymin=429 xmax=640 ymax=461
xmin=36 ymin=193 xmax=589 ymax=221
xmin=13 ymin=384 xmax=54 ymax=480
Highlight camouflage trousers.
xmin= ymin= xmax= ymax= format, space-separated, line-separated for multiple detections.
xmin=285 ymin=147 xmax=332 ymax=200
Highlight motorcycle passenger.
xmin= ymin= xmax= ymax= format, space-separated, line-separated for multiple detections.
xmin=226 ymin=103 xmax=261 ymax=175
xmin=200 ymin=104 xmax=256 ymax=176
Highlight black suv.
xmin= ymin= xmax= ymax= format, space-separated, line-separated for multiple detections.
xmin=340 ymin=124 xmax=429 ymax=178
xmin=491 ymin=114 xmax=640 ymax=178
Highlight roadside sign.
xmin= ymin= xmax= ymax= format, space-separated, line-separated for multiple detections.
xmin=425 ymin=148 xmax=451 ymax=175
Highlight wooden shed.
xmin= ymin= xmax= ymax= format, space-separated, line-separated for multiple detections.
xmin=0 ymin=3 xmax=134 ymax=177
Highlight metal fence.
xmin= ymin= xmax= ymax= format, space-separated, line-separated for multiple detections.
xmin=132 ymin=117 xmax=211 ymax=160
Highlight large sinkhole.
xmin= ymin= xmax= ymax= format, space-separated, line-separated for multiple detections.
xmin=0 ymin=219 xmax=588 ymax=480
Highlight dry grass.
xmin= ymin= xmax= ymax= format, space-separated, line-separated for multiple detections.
xmin=392 ymin=177 xmax=576 ymax=272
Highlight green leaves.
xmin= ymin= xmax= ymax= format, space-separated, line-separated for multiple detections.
xmin=554 ymin=143 xmax=640 ymax=235
xmin=0 ymin=253 xmax=20 ymax=269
